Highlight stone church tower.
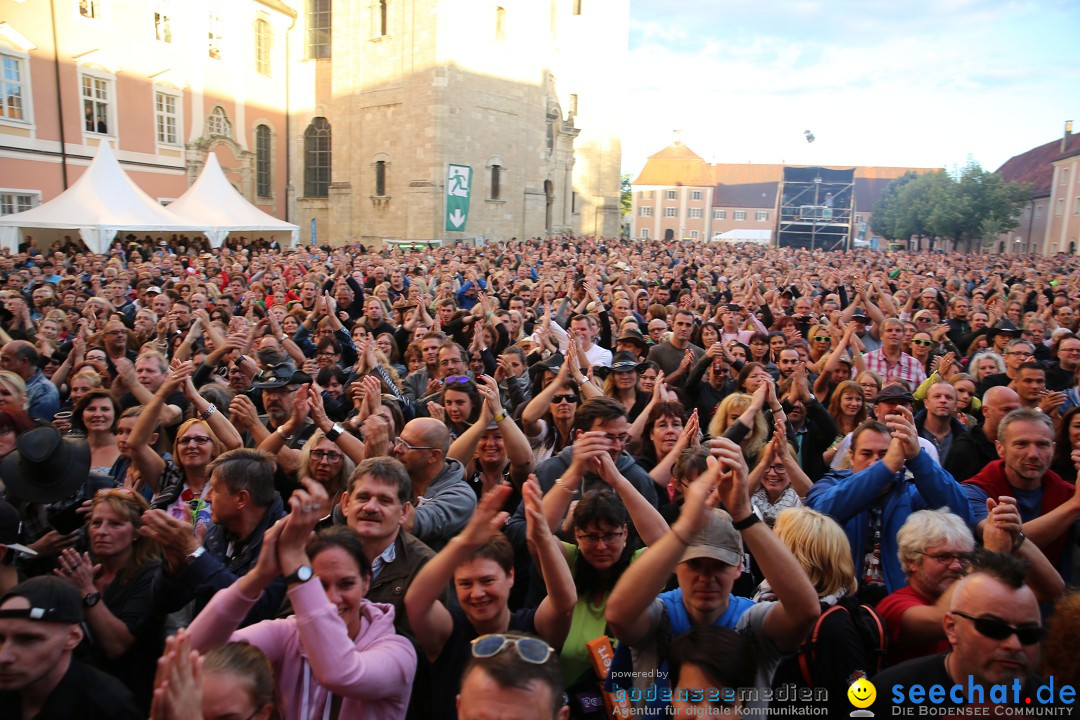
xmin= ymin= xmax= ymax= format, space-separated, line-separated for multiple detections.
xmin=288 ymin=0 xmax=626 ymax=246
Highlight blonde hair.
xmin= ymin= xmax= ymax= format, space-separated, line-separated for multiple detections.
xmin=172 ymin=419 xmax=224 ymax=467
xmin=298 ymin=429 xmax=356 ymax=498
xmin=0 ymin=370 xmax=28 ymax=408
xmin=707 ymin=393 xmax=767 ymax=461
xmin=774 ymin=507 xmax=857 ymax=597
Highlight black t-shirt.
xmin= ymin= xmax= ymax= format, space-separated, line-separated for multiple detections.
xmin=0 ymin=656 xmax=141 ymax=720
xmin=76 ymin=563 xmax=164 ymax=714
xmin=871 ymin=652 xmax=1068 ymax=715
xmin=416 ymin=604 xmax=536 ymax=720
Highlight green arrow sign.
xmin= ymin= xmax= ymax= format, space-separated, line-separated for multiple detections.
xmin=445 ymin=164 xmax=472 ymax=232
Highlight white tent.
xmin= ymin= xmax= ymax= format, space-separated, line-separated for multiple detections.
xmin=167 ymin=153 xmax=298 ymax=248
xmin=709 ymin=228 xmax=772 ymax=244
xmin=0 ymin=141 xmax=203 ymax=254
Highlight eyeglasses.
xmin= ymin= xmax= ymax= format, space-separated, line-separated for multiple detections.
xmin=911 ymin=339 xmax=935 ymax=347
xmin=951 ymin=611 xmax=1044 ymax=645
xmin=552 ymin=394 xmax=579 ymax=404
xmin=763 ymin=463 xmax=786 ymax=475
xmin=311 ymin=449 xmax=344 ymax=463
xmin=394 ymin=437 xmax=437 ymax=452
xmin=916 ymin=551 xmax=971 ymax=566
xmin=575 ymin=529 xmax=627 ymax=546
xmin=443 ymin=375 xmax=471 ymax=384
xmin=603 ymin=433 xmax=631 ymax=444
xmin=1006 ymin=351 xmax=1034 ymax=357
xmin=471 ymin=634 xmax=554 ymax=664
xmin=178 ymin=436 xmax=212 ymax=446
xmin=104 ymin=329 xmax=127 ymax=336
xmin=811 ymin=336 xmax=831 ymax=342
xmin=915 ymin=317 xmax=933 ymax=323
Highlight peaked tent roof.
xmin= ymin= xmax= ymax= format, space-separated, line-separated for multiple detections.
xmin=167 ymin=152 xmax=298 ymax=248
xmin=0 ymin=141 xmax=203 ymax=254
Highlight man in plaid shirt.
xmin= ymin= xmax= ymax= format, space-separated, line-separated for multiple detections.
xmin=862 ymin=318 xmax=927 ymax=387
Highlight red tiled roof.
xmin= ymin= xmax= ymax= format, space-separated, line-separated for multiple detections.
xmin=996 ymin=134 xmax=1080 ymax=198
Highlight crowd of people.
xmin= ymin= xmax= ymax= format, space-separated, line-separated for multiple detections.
xmin=1 ymin=233 xmax=1080 ymax=719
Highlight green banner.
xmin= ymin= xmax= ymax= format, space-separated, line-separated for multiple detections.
xmin=445 ymin=164 xmax=473 ymax=232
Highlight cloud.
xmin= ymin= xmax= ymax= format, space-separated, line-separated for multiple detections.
xmin=620 ymin=0 xmax=1078 ymax=175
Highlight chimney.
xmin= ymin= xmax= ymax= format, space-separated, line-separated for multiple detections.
xmin=1064 ymin=120 xmax=1074 ymax=153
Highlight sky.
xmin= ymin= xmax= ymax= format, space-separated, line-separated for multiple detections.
xmin=622 ymin=0 xmax=1079 ymax=177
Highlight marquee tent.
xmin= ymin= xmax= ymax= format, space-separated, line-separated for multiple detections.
xmin=0 ymin=141 xmax=202 ymax=254
xmin=167 ymin=152 xmax=298 ymax=248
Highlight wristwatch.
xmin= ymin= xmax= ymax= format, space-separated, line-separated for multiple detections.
xmin=325 ymin=423 xmax=345 ymax=442
xmin=186 ymin=546 xmax=206 ymax=564
xmin=200 ymin=403 xmax=217 ymax=420
xmin=732 ymin=511 xmax=762 ymax=531
xmin=83 ymin=592 xmax=101 ymax=608
xmin=284 ymin=565 xmax=314 ymax=585
xmin=1012 ymin=531 xmax=1026 ymax=553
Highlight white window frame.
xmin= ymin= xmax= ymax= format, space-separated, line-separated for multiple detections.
xmin=714 ymin=210 xmax=726 ymax=220
xmin=79 ymin=69 xmax=115 ymax=137
xmin=640 ymin=227 xmax=649 ymax=239
xmin=691 ymin=190 xmax=702 ymax=200
xmin=639 ymin=206 xmax=652 ymax=217
xmin=755 ymin=211 xmax=768 ymax=221
xmin=207 ymin=105 xmax=232 ymax=138
xmin=154 ymin=3 xmax=173 ymax=43
xmin=663 ymin=207 xmax=676 ymax=218
xmin=208 ymin=13 xmax=224 ymax=60
xmin=690 ymin=230 xmax=699 ymax=239
xmin=76 ymin=0 xmax=103 ymax=21
xmin=734 ymin=210 xmax=746 ymax=221
xmin=255 ymin=16 xmax=272 ymax=75
xmin=665 ymin=190 xmax=677 ymax=200
xmin=689 ymin=208 xmax=702 ymax=218
xmin=153 ymin=89 xmax=181 ymax=147
xmin=1075 ymin=197 xmax=1079 ymax=215
xmin=0 ymin=50 xmax=33 ymax=128
xmin=0 ymin=189 xmax=41 ymax=216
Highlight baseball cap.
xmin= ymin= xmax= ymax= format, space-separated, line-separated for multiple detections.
xmin=0 ymin=576 xmax=84 ymax=623
xmin=679 ymin=509 xmax=743 ymax=567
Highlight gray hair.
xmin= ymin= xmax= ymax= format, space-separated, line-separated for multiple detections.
xmin=896 ymin=509 xmax=974 ymax=575
xmin=997 ymin=407 xmax=1055 ymax=442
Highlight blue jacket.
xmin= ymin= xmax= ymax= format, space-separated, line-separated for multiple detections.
xmin=806 ymin=450 xmax=972 ymax=593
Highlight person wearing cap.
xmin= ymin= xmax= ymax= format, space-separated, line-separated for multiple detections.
xmin=242 ymin=362 xmax=317 ymax=472
xmin=601 ymin=351 xmax=650 ymax=421
xmin=614 ymin=328 xmax=649 ymax=362
xmin=604 ymin=437 xmax=820 ymax=714
xmin=807 ymin=411 xmax=971 ymax=604
xmin=0 ymin=576 xmax=141 ymax=719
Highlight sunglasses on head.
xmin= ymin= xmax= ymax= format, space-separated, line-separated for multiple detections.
xmin=951 ymin=612 xmax=1044 ymax=645
xmin=552 ymin=393 xmax=579 ymax=404
xmin=471 ymin=634 xmax=554 ymax=664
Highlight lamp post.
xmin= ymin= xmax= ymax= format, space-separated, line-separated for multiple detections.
xmin=810 ymin=173 xmax=822 ymax=252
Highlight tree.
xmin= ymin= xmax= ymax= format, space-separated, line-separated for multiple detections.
xmin=621 ymin=174 xmax=633 ymax=218
xmin=871 ymin=162 xmax=1029 ymax=253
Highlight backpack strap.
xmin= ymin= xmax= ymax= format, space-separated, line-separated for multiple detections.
xmin=798 ymin=604 xmax=848 ymax=688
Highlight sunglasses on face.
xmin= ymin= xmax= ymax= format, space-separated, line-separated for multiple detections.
xmin=811 ymin=336 xmax=831 ymax=342
xmin=911 ymin=339 xmax=935 ymax=347
xmin=552 ymin=394 xmax=579 ymax=404
xmin=950 ymin=611 xmax=1044 ymax=645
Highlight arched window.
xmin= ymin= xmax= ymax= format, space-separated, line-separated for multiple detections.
xmin=490 ymin=164 xmax=501 ymax=200
xmin=255 ymin=124 xmax=271 ymax=197
xmin=379 ymin=0 xmax=388 ymax=36
xmin=495 ymin=7 xmax=505 ymax=41
xmin=304 ymin=117 xmax=331 ymax=198
xmin=208 ymin=106 xmax=231 ymax=138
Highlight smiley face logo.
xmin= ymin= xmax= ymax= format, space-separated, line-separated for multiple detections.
xmin=847 ymin=677 xmax=876 ymax=709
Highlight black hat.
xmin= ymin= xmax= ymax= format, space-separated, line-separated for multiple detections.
xmin=0 ymin=576 xmax=83 ymax=623
xmin=527 ymin=353 xmax=564 ymax=383
xmin=0 ymin=499 xmax=37 ymax=556
xmin=615 ymin=328 xmax=649 ymax=353
xmin=0 ymin=427 xmax=90 ymax=504
xmin=252 ymin=362 xmax=311 ymax=390
xmin=874 ymin=383 xmax=915 ymax=405
xmin=610 ymin=351 xmax=642 ymax=371
xmin=988 ymin=318 xmax=1020 ymax=340
xmin=850 ymin=309 xmax=870 ymax=321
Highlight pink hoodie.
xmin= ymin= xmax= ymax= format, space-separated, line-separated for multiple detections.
xmin=188 ymin=579 xmax=416 ymax=720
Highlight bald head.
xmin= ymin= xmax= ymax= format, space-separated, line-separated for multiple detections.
xmin=981 ymin=386 xmax=1020 ymax=437
xmin=411 ymin=417 xmax=451 ymax=456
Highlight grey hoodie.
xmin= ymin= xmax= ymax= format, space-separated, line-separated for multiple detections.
xmin=411 ymin=457 xmax=477 ymax=552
